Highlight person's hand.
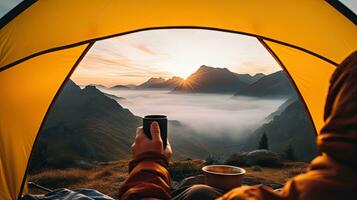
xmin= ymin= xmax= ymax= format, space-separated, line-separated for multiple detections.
xmin=131 ymin=121 xmax=172 ymax=160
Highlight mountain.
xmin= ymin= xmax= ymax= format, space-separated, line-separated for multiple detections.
xmin=264 ymin=95 xmax=298 ymax=122
xmin=153 ymin=76 xmax=184 ymax=89
xmin=234 ymin=71 xmax=295 ymax=98
xmin=173 ymin=65 xmax=248 ymax=94
xmin=125 ymin=84 xmax=137 ymax=88
xmin=103 ymin=92 xmax=126 ymax=101
xmin=237 ymin=73 xmax=265 ymax=84
xmin=240 ymin=97 xmax=317 ymax=162
xmin=137 ymin=77 xmax=184 ymax=89
xmin=137 ymin=77 xmax=166 ymax=88
xmin=88 ymin=84 xmax=107 ymax=90
xmin=29 ymin=80 xmax=141 ymax=171
xmin=110 ymin=85 xmax=130 ymax=90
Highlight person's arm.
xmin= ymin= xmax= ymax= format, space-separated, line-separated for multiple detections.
xmin=119 ymin=122 xmax=173 ymax=200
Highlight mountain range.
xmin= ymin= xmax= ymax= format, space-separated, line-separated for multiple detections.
xmin=110 ymin=85 xmax=130 ymax=90
xmin=109 ymin=77 xmax=184 ymax=90
xmin=234 ymin=71 xmax=295 ymax=98
xmin=137 ymin=76 xmax=184 ymax=89
xmin=102 ymin=66 xmax=295 ymax=99
xmin=172 ymin=65 xmax=297 ymax=97
xmin=173 ymin=65 xmax=251 ymax=94
xmin=240 ymin=96 xmax=317 ymax=161
xmin=106 ymin=66 xmax=267 ymax=94
xmin=236 ymin=73 xmax=265 ymax=84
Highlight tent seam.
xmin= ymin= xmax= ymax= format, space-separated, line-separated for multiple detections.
xmin=257 ymin=38 xmax=319 ymax=137
xmin=0 ymin=26 xmax=339 ymax=73
xmin=326 ymin=0 xmax=357 ymax=26
xmin=0 ymin=0 xmax=37 ymax=29
xmin=16 ymin=42 xmax=95 ymax=200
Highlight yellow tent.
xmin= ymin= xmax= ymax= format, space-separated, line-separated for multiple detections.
xmin=0 ymin=0 xmax=356 ymax=199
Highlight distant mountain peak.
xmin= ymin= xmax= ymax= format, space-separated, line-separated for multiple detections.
xmin=174 ymin=65 xmax=248 ymax=94
xmin=88 ymin=84 xmax=107 ymax=89
xmin=137 ymin=76 xmax=183 ymax=89
xmin=83 ymin=85 xmax=101 ymax=93
xmin=84 ymin=85 xmax=97 ymax=90
xmin=110 ymin=85 xmax=129 ymax=90
xmin=197 ymin=65 xmax=230 ymax=72
xmin=198 ymin=65 xmax=209 ymax=69
xmin=170 ymin=76 xmax=184 ymax=80
xmin=147 ymin=77 xmax=166 ymax=83
xmin=234 ymin=70 xmax=295 ymax=98
xmin=197 ymin=65 xmax=212 ymax=71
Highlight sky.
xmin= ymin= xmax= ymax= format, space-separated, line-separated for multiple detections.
xmin=72 ymin=30 xmax=280 ymax=86
xmin=340 ymin=0 xmax=357 ymax=12
xmin=0 ymin=0 xmax=21 ymax=17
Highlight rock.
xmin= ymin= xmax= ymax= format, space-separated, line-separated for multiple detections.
xmin=242 ymin=176 xmax=263 ymax=185
xmin=224 ymin=150 xmax=284 ymax=167
xmin=251 ymin=165 xmax=262 ymax=171
xmin=245 ymin=150 xmax=283 ymax=167
xmin=224 ymin=152 xmax=248 ymax=166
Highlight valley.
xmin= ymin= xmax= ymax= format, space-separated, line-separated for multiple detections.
xmin=29 ymin=65 xmax=317 ymax=174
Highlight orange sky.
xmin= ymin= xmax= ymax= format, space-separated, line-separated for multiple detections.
xmin=72 ymin=29 xmax=281 ymax=87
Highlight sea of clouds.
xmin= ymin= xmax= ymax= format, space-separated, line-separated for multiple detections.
xmin=103 ymin=89 xmax=286 ymax=139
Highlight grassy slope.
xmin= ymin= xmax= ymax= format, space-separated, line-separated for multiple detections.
xmin=29 ymin=160 xmax=308 ymax=199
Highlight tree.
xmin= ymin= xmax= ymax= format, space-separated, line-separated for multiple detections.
xmin=205 ymin=154 xmax=220 ymax=165
xmin=284 ymin=144 xmax=296 ymax=161
xmin=258 ymin=132 xmax=269 ymax=150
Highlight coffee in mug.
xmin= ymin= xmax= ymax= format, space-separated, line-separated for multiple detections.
xmin=143 ymin=115 xmax=168 ymax=147
xmin=202 ymin=165 xmax=246 ymax=191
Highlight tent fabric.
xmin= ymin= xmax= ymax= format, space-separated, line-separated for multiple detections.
xmin=0 ymin=44 xmax=91 ymax=200
xmin=1 ymin=0 xmax=357 ymax=70
xmin=262 ymin=40 xmax=336 ymax=133
xmin=0 ymin=1 xmax=356 ymax=200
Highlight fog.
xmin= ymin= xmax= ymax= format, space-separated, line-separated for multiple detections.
xmin=103 ymin=89 xmax=285 ymax=138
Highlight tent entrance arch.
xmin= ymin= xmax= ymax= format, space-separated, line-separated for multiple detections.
xmin=19 ymin=27 xmax=328 ymax=199
xmin=0 ymin=1 xmax=356 ymax=200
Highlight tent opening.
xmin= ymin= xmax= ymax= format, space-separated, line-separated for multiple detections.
xmin=26 ymin=29 xmax=317 ymax=198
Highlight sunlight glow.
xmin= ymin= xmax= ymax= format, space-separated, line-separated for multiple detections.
xmin=73 ymin=29 xmax=280 ymax=86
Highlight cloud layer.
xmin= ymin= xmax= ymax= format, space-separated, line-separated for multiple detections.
xmin=105 ymin=89 xmax=285 ymax=139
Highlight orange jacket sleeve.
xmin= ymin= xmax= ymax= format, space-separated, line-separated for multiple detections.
xmin=118 ymin=152 xmax=171 ymax=200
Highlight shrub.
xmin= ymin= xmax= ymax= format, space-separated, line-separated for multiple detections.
xmin=169 ymin=160 xmax=203 ymax=181
xmin=205 ymin=154 xmax=220 ymax=165
xmin=245 ymin=150 xmax=283 ymax=168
